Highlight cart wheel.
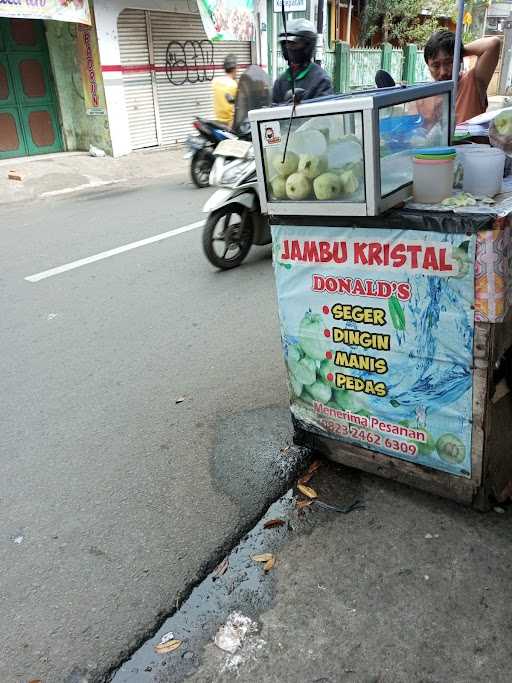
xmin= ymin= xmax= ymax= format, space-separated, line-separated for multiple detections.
xmin=202 ymin=203 xmax=253 ymax=270
xmin=191 ymin=150 xmax=214 ymax=188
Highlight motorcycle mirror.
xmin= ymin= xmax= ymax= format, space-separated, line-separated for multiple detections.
xmin=238 ymin=120 xmax=251 ymax=136
xmin=375 ymin=70 xmax=396 ymax=88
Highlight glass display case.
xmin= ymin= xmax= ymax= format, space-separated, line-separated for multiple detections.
xmin=249 ymin=81 xmax=453 ymax=217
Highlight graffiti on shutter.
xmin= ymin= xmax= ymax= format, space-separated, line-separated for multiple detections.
xmin=165 ymin=40 xmax=215 ymax=86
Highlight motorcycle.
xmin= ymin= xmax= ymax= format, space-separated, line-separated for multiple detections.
xmin=201 ymin=68 xmax=398 ymax=269
xmin=184 ymin=118 xmax=238 ymax=189
xmin=202 ymin=65 xmax=272 ymax=270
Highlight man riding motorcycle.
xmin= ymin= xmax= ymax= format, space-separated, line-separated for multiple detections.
xmin=272 ymin=18 xmax=333 ymax=104
xmin=202 ymin=21 xmax=334 ymax=270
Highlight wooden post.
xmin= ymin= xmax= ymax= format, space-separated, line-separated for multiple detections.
xmin=346 ymin=0 xmax=353 ymax=44
xmin=333 ymin=41 xmax=350 ymax=93
xmin=402 ymin=43 xmax=417 ymax=84
xmin=381 ymin=42 xmax=392 ymax=73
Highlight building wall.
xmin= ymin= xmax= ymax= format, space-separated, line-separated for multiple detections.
xmin=93 ymin=0 xmax=200 ymax=156
xmin=45 ymin=18 xmax=112 ymax=154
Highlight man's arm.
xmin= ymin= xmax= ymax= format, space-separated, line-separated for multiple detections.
xmin=311 ymin=75 xmax=333 ymax=99
xmin=464 ymin=36 xmax=501 ymax=89
xmin=272 ymin=78 xmax=285 ymax=105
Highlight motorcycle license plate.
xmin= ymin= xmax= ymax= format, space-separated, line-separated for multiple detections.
xmin=214 ymin=139 xmax=252 ymax=159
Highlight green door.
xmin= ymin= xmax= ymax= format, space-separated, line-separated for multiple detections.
xmin=0 ymin=18 xmax=62 ymax=160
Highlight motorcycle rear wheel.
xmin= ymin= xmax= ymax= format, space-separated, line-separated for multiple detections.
xmin=191 ymin=149 xmax=214 ymax=188
xmin=203 ymin=203 xmax=253 ymax=270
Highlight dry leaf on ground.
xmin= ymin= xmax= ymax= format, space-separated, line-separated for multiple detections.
xmin=154 ymin=639 xmax=182 ymax=654
xmin=213 ymin=557 xmax=229 ymax=577
xmin=251 ymin=553 xmax=273 ymax=563
xmin=297 ymin=483 xmax=318 ymax=499
xmin=263 ymin=556 xmax=275 ymax=572
xmin=263 ymin=518 xmax=285 ymax=529
xmin=298 ymin=472 xmax=313 ymax=485
xmin=296 ymin=499 xmax=313 ymax=510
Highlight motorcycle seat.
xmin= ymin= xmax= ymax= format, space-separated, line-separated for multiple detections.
xmin=199 ymin=119 xmax=234 ymax=133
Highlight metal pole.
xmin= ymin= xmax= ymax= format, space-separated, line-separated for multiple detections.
xmin=452 ymin=0 xmax=465 ymax=132
xmin=482 ymin=5 xmax=488 ymax=38
xmin=499 ymin=19 xmax=512 ymax=95
xmin=316 ymin=0 xmax=325 ymax=65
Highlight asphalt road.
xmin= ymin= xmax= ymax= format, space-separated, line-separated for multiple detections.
xmin=0 ymin=177 xmax=296 ymax=682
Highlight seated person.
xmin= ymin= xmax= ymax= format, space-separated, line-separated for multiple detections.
xmin=422 ymin=30 xmax=501 ymax=124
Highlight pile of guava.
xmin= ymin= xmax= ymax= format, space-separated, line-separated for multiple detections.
xmin=269 ymin=130 xmax=364 ymax=201
xmin=286 ymin=311 xmax=369 ymax=415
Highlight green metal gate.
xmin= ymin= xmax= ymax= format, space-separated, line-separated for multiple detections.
xmin=0 ymin=18 xmax=62 ymax=160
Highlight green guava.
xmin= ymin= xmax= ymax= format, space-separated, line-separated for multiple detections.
xmin=339 ymin=169 xmax=359 ymax=195
xmin=308 ymin=380 xmax=332 ymax=404
xmin=289 ymin=374 xmax=303 ymax=398
xmin=271 ymin=176 xmax=287 ymax=199
xmin=272 ymin=151 xmax=299 ymax=177
xmin=286 ymin=172 xmax=312 ymax=200
xmin=313 ymin=172 xmax=341 ymax=200
xmin=298 ymin=153 xmax=327 ymax=180
xmin=436 ymin=433 xmax=466 ymax=464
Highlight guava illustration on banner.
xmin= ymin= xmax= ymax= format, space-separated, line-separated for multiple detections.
xmin=272 ymin=226 xmax=476 ymax=477
xmin=0 ymin=0 xmax=91 ymax=24
xmin=198 ymin=0 xmax=254 ymax=41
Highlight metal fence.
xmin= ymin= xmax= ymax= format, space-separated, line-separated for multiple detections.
xmin=350 ymin=48 xmax=382 ymax=89
xmin=272 ymin=44 xmax=430 ymax=92
xmin=415 ymin=49 xmax=432 ymax=83
xmin=323 ymin=49 xmax=335 ymax=82
xmin=390 ymin=49 xmax=404 ymax=83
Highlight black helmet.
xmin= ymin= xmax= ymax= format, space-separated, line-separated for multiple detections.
xmin=278 ymin=18 xmax=317 ymax=65
xmin=223 ymin=54 xmax=237 ymax=72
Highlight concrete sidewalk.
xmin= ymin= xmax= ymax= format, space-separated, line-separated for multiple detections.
xmin=0 ymin=147 xmax=188 ymax=206
xmin=116 ymin=459 xmax=512 ymax=683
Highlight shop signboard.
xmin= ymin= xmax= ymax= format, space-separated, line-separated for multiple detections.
xmin=0 ymin=0 xmax=91 ymax=25
xmin=273 ymin=0 xmax=307 ymax=12
xmin=197 ymin=0 xmax=254 ymax=41
xmin=272 ymin=225 xmax=476 ymax=477
xmin=77 ymin=23 xmax=105 ymax=115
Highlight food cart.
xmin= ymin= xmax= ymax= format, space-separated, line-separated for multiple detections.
xmin=249 ymin=80 xmax=512 ymax=511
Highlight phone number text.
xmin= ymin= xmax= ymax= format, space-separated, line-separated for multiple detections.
xmin=319 ymin=420 xmax=418 ymax=457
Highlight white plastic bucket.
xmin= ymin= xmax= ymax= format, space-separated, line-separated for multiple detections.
xmin=460 ymin=147 xmax=505 ymax=197
xmin=413 ymin=157 xmax=454 ymax=204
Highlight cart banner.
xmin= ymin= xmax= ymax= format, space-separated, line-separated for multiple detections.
xmin=197 ymin=0 xmax=254 ymax=41
xmin=272 ymin=225 xmax=476 ymax=477
xmin=77 ymin=23 xmax=105 ymax=115
xmin=0 ymin=0 xmax=91 ymax=25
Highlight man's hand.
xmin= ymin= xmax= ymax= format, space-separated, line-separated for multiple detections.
xmin=464 ymin=36 xmax=501 ymax=90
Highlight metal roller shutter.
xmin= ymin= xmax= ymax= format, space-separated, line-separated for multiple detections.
xmin=118 ymin=9 xmax=158 ymax=150
xmin=150 ymin=11 xmax=252 ymax=145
